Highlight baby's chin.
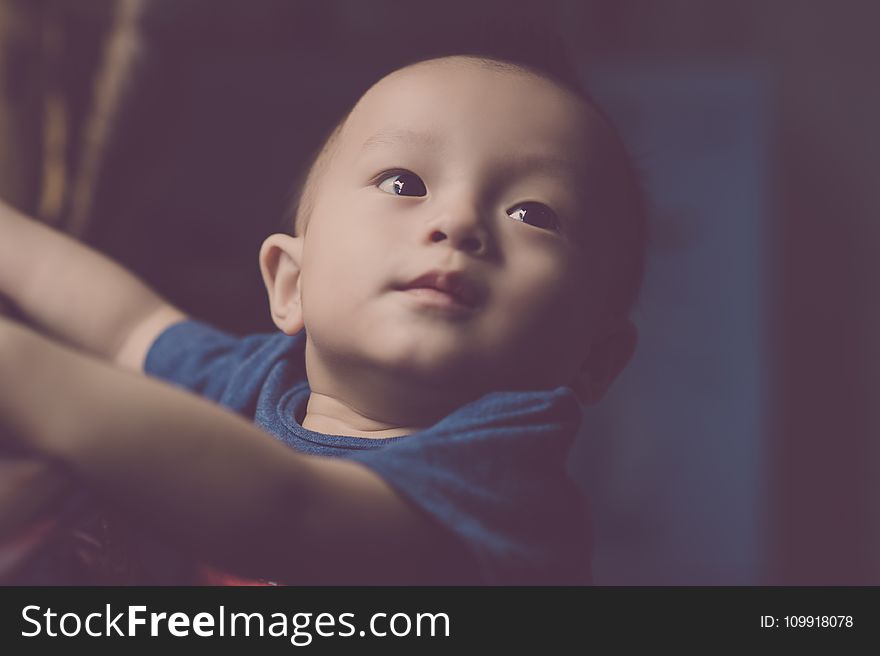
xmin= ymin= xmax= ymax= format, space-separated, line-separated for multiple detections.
xmin=310 ymin=322 xmax=553 ymax=396
xmin=379 ymin=347 xmax=562 ymax=401
xmin=369 ymin=341 xmax=484 ymax=382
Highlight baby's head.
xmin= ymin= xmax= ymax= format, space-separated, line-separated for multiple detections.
xmin=260 ymin=55 xmax=645 ymax=421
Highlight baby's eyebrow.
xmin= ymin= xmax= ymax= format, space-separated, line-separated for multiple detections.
xmin=360 ymin=128 xmax=444 ymax=154
xmin=498 ymin=152 xmax=581 ymax=180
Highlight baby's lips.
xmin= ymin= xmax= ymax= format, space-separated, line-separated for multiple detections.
xmin=395 ymin=269 xmax=485 ymax=308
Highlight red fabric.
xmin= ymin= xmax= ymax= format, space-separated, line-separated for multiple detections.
xmin=0 ymin=517 xmax=59 ymax=580
xmin=196 ymin=562 xmax=276 ymax=586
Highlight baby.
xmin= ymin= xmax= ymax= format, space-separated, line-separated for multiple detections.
xmin=0 ymin=54 xmax=644 ymax=584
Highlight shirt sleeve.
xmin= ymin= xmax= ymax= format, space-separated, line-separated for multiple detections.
xmin=143 ymin=319 xmax=295 ymax=415
xmin=347 ymin=386 xmax=592 ymax=585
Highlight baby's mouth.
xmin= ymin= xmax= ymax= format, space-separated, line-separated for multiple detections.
xmin=393 ymin=270 xmax=485 ymax=310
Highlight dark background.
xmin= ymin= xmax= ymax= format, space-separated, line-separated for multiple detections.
xmin=1 ymin=0 xmax=877 ymax=584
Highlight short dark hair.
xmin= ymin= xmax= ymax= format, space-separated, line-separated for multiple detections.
xmin=284 ymin=51 xmax=647 ymax=319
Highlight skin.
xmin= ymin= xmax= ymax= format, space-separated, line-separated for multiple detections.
xmin=260 ymin=57 xmax=637 ymax=437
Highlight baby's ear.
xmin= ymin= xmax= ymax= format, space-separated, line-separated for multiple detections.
xmin=570 ymin=317 xmax=637 ymax=405
xmin=259 ymin=233 xmax=305 ymax=335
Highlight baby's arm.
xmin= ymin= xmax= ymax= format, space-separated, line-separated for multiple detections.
xmin=0 ymin=317 xmax=466 ymax=584
xmin=0 ymin=199 xmax=185 ymax=371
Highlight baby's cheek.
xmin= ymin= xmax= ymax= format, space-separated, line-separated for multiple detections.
xmin=513 ymin=257 xmax=572 ymax=307
xmin=503 ymin=267 xmax=587 ymax=340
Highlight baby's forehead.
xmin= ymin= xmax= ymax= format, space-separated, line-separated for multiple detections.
xmin=339 ymin=58 xmax=597 ymax=161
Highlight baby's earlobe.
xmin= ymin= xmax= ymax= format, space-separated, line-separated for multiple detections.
xmin=259 ymin=234 xmax=305 ymax=335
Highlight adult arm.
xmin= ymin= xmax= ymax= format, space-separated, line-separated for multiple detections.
xmin=0 ymin=198 xmax=185 ymax=371
xmin=0 ymin=317 xmax=470 ymax=584
xmin=0 ymin=286 xmax=77 ymax=579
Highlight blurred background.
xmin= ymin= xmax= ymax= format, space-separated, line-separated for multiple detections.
xmin=0 ymin=0 xmax=877 ymax=584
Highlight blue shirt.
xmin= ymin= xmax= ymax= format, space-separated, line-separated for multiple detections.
xmin=145 ymin=320 xmax=592 ymax=584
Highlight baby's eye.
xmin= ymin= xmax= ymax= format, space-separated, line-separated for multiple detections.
xmin=506 ymin=202 xmax=560 ymax=232
xmin=377 ymin=171 xmax=427 ymax=197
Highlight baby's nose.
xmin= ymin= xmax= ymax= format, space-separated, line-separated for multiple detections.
xmin=427 ymin=206 xmax=492 ymax=256
xmin=429 ymin=228 xmax=486 ymax=255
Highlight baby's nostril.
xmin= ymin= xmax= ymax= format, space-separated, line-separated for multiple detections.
xmin=430 ymin=231 xmax=446 ymax=243
xmin=462 ymin=237 xmax=482 ymax=252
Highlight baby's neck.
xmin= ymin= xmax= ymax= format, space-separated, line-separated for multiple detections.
xmin=301 ymin=391 xmax=423 ymax=438
xmin=300 ymin=340 xmax=479 ymax=438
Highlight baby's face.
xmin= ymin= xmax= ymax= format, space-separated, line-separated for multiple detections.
xmin=297 ymin=59 xmax=607 ymax=399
